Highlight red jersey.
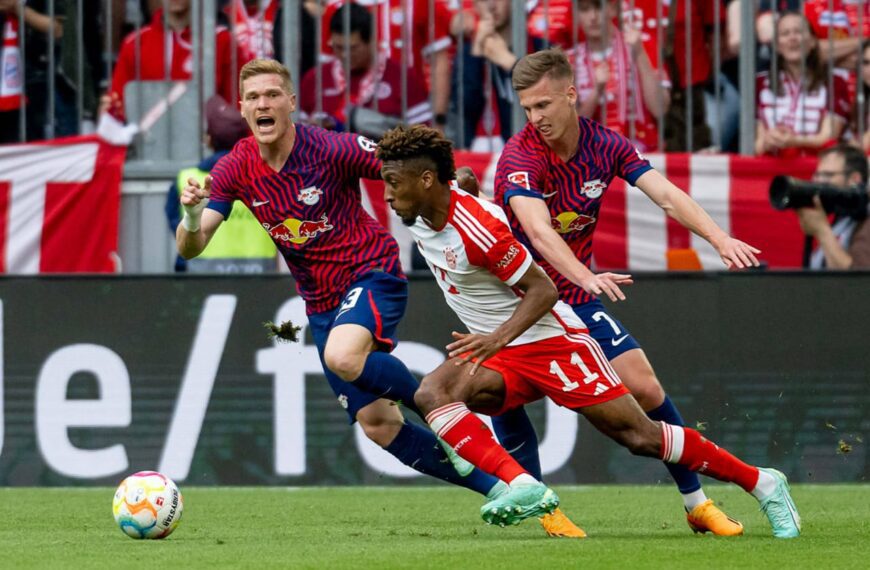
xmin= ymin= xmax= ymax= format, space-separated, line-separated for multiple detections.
xmin=568 ymin=29 xmax=664 ymax=152
xmin=494 ymin=117 xmax=652 ymax=307
xmin=299 ymin=55 xmax=431 ymax=126
xmin=109 ymin=9 xmax=240 ymax=120
xmin=224 ymin=0 xmax=279 ymax=60
xmin=0 ymin=16 xmax=23 ymax=111
xmin=755 ymin=70 xmax=851 ymax=155
xmin=321 ymin=0 xmax=452 ymax=71
xmin=208 ymin=125 xmax=404 ymax=314
xmin=804 ymin=0 xmax=870 ymax=40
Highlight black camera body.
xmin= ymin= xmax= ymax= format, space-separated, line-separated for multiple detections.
xmin=769 ymin=175 xmax=869 ymax=219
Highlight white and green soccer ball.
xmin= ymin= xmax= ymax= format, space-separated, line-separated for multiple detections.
xmin=112 ymin=471 xmax=184 ymax=539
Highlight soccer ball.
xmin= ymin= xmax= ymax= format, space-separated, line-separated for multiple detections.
xmin=112 ymin=471 xmax=184 ymax=539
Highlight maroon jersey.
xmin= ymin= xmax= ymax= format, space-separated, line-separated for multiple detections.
xmin=494 ymin=117 xmax=652 ymax=306
xmin=208 ymin=124 xmax=404 ymax=314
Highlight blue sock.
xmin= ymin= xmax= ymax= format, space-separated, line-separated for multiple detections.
xmin=385 ymin=422 xmax=502 ymax=496
xmin=647 ymin=395 xmax=702 ymax=494
xmin=351 ymin=351 xmax=421 ymax=416
xmin=490 ymin=407 xmax=543 ymax=481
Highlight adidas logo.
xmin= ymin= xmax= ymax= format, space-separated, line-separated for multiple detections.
xmin=593 ymin=382 xmax=609 ymax=396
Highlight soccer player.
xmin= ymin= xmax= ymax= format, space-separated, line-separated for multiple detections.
xmin=174 ymin=58 xmax=579 ymax=537
xmin=376 ymin=124 xmax=800 ymax=539
xmin=491 ymin=48 xmax=762 ymax=536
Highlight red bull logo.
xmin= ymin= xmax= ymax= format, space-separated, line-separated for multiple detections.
xmin=264 ymin=214 xmax=334 ymax=245
xmin=581 ymin=179 xmax=606 ymax=199
xmin=551 ymin=212 xmax=596 ymax=235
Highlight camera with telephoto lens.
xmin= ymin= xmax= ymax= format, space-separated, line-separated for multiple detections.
xmin=769 ymin=175 xmax=869 ymax=219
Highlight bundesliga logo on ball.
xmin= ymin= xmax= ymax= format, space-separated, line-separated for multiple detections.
xmin=112 ymin=471 xmax=184 ymax=539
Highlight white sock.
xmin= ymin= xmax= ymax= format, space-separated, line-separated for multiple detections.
xmin=681 ymin=489 xmax=708 ymax=511
xmin=509 ymin=473 xmax=539 ymax=487
xmin=751 ymin=470 xmax=778 ymax=500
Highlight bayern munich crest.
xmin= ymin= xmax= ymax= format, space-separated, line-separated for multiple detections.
xmin=444 ymin=246 xmax=457 ymax=269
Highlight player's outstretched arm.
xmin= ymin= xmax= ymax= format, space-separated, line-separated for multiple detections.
xmin=176 ymin=175 xmax=224 ymax=259
xmin=508 ymin=195 xmax=633 ymax=301
xmin=447 ymin=263 xmax=559 ymax=375
xmin=634 ymin=169 xmax=761 ymax=269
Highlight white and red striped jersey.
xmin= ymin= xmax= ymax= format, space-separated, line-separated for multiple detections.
xmin=408 ymin=185 xmax=585 ymax=346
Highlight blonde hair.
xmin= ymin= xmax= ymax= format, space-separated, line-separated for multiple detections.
xmin=239 ymin=58 xmax=294 ymax=97
xmin=512 ymin=48 xmax=574 ymax=92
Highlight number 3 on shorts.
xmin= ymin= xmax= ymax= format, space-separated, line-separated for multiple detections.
xmin=337 ymin=287 xmax=363 ymax=317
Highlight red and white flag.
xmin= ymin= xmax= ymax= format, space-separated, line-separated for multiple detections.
xmin=0 ymin=136 xmax=127 ymax=273
xmin=436 ymin=151 xmax=817 ymax=271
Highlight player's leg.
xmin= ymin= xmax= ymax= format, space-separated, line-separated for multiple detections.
xmin=322 ymin=273 xmax=422 ymax=415
xmin=489 ymin=407 xmax=585 ymax=538
xmin=416 ymin=359 xmax=559 ymax=526
xmin=308 ymin=306 xmax=503 ymax=498
xmin=576 ymin=300 xmax=741 ymax=535
xmin=578 ymin=395 xmax=800 ymax=538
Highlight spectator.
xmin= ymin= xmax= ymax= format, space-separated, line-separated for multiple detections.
xmin=797 ymin=144 xmax=870 ymax=269
xmin=569 ymin=0 xmax=669 ymax=153
xmin=0 ymin=5 xmax=24 ymax=143
xmin=220 ymin=0 xmax=318 ymax=80
xmin=804 ymin=0 xmax=870 ymax=71
xmin=661 ymin=0 xmax=725 ymax=152
xmin=755 ymin=11 xmax=850 ymax=157
xmin=107 ymin=0 xmax=241 ymax=121
xmin=855 ymin=40 xmax=870 ymax=153
xmin=298 ymin=2 xmax=432 ymax=139
xmin=222 ymin=0 xmax=279 ymax=61
xmin=450 ymin=0 xmax=545 ymax=150
xmin=319 ymin=0 xmax=453 ymax=132
xmin=0 ymin=0 xmax=100 ymax=140
xmin=165 ymin=94 xmax=277 ymax=273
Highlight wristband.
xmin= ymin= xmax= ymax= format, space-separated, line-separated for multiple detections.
xmin=181 ymin=212 xmax=200 ymax=233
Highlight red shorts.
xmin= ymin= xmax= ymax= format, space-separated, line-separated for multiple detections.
xmin=480 ymin=333 xmax=629 ymax=414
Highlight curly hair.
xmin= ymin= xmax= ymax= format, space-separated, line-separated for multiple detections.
xmin=377 ymin=125 xmax=456 ymax=183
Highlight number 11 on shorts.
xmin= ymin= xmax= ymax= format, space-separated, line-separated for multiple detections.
xmin=549 ymin=351 xmax=600 ymax=392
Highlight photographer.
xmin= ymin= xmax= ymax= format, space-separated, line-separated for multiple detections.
xmin=798 ymin=144 xmax=870 ymax=269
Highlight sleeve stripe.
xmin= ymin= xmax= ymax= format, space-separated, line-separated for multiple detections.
xmin=455 ymin=203 xmax=497 ymax=247
xmin=453 ymin=214 xmax=493 ymax=253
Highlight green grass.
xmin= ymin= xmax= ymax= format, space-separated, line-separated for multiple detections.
xmin=2 ymin=485 xmax=868 ymax=569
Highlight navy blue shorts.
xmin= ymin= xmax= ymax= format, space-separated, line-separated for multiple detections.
xmin=307 ymin=271 xmax=408 ymax=423
xmin=571 ymin=299 xmax=641 ymax=361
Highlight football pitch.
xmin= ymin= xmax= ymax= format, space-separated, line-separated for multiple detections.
xmin=2 ymin=485 xmax=868 ymax=569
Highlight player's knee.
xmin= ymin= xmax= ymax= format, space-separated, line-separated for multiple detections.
xmin=357 ymin=412 xmax=404 ymax=447
xmin=323 ymin=346 xmax=366 ymax=381
xmin=413 ymin=379 xmax=444 ymax=415
xmin=630 ymin=374 xmax=666 ymax=411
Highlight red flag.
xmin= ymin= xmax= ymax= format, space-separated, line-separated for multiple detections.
xmin=0 ymin=135 xmax=127 ymax=273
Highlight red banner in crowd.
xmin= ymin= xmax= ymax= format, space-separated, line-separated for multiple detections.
xmin=422 ymin=151 xmax=818 ymax=271
xmin=0 ymin=136 xmax=127 ymax=273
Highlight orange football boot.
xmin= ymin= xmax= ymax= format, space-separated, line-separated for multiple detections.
xmin=686 ymin=500 xmax=744 ymax=536
xmin=539 ymin=508 xmax=587 ymax=538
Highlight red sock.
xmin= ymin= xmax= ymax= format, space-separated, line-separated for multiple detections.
xmin=426 ymin=403 xmax=527 ymax=483
xmin=661 ymin=423 xmax=760 ymax=492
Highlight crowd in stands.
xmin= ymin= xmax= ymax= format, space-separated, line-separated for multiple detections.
xmin=2 ymin=0 xmax=870 ymax=156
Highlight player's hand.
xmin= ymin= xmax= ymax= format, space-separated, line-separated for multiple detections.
xmin=579 ymin=272 xmax=633 ymax=302
xmin=446 ymin=331 xmax=506 ymax=375
xmin=180 ymin=175 xmax=211 ymax=232
xmin=713 ymin=236 xmax=761 ymax=269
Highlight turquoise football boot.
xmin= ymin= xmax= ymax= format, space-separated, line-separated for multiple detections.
xmin=481 ymin=483 xmax=559 ymax=527
xmin=758 ymin=468 xmax=801 ymax=539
